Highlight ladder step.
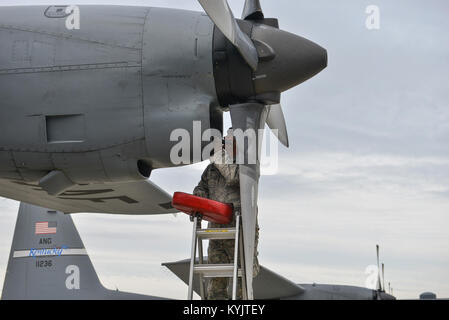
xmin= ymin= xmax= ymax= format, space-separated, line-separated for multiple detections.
xmin=194 ymin=264 xmax=242 ymax=278
xmin=196 ymin=228 xmax=236 ymax=240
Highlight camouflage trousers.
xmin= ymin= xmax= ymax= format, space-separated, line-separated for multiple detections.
xmin=207 ymin=218 xmax=260 ymax=300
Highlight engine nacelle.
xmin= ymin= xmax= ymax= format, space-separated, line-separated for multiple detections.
xmin=142 ymin=8 xmax=222 ymax=169
xmin=0 ymin=6 xmax=222 ymax=185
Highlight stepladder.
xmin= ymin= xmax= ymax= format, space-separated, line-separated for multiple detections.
xmin=187 ymin=211 xmax=248 ymax=300
xmin=171 ymin=192 xmax=249 ymax=300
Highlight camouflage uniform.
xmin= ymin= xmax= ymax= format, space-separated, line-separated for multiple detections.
xmin=193 ymin=150 xmax=260 ymax=300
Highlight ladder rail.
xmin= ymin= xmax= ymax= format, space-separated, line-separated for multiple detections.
xmin=197 ymin=218 xmax=206 ymax=299
xmin=187 ymin=215 xmax=199 ymax=300
xmin=239 ymin=223 xmax=248 ymax=300
xmin=232 ymin=215 xmax=240 ymax=300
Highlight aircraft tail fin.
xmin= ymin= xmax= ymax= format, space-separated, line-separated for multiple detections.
xmin=1 ymin=202 xmax=164 ymax=300
xmin=163 ymin=259 xmax=305 ymax=300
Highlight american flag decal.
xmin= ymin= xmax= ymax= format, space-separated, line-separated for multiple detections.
xmin=35 ymin=221 xmax=57 ymax=235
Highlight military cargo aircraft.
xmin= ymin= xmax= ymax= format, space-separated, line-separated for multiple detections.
xmin=1 ymin=203 xmax=167 ymax=299
xmin=0 ymin=0 xmax=327 ymax=299
xmin=2 ymin=202 xmax=394 ymax=300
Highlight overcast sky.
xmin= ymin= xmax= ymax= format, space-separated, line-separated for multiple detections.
xmin=0 ymin=0 xmax=448 ymax=300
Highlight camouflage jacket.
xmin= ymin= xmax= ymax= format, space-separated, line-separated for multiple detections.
xmin=193 ymin=151 xmax=241 ymax=211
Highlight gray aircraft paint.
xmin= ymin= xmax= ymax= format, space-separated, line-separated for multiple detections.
xmin=0 ymin=5 xmax=219 ymax=214
xmin=163 ymin=259 xmax=396 ymax=300
xmin=1 ymin=202 xmax=167 ymax=300
xmin=142 ymin=7 xmax=218 ymax=168
xmin=0 ymin=176 xmax=177 ymax=215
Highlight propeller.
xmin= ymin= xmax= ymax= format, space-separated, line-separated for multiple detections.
xmin=242 ymin=0 xmax=264 ymax=20
xmin=266 ymin=104 xmax=289 ymax=147
xmin=198 ymin=0 xmax=259 ymax=70
xmin=230 ymin=103 xmax=267 ymax=299
xmin=200 ymin=0 xmax=327 ymax=148
xmin=199 ymin=0 xmax=327 ymax=299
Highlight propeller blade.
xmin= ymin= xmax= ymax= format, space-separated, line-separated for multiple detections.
xmin=198 ymin=0 xmax=259 ymax=70
xmin=242 ymin=0 xmax=264 ymax=20
xmin=266 ymin=104 xmax=289 ymax=148
xmin=230 ymin=103 xmax=268 ymax=300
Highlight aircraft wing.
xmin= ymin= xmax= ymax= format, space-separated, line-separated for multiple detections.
xmin=163 ymin=259 xmax=305 ymax=300
xmin=0 ymin=179 xmax=177 ymax=215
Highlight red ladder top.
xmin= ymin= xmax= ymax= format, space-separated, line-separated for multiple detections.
xmin=172 ymin=192 xmax=233 ymax=225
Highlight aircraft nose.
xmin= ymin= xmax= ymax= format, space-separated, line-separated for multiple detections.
xmin=252 ymin=25 xmax=327 ymax=95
